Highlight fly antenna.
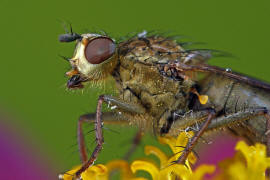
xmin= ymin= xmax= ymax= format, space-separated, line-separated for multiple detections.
xmin=58 ymin=54 xmax=70 ymax=61
xmin=58 ymin=20 xmax=82 ymax=43
xmin=69 ymin=23 xmax=74 ymax=34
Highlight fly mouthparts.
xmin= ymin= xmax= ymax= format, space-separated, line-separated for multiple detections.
xmin=67 ymin=75 xmax=84 ymax=89
xmin=67 ymin=74 xmax=89 ymax=89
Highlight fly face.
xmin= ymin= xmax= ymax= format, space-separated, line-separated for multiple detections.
xmin=61 ymin=33 xmax=118 ymax=89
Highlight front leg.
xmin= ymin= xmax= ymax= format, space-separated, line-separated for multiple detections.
xmin=75 ymin=95 xmax=145 ymax=179
xmin=74 ymin=95 xmax=105 ymax=179
xmin=78 ymin=112 xmax=128 ymax=163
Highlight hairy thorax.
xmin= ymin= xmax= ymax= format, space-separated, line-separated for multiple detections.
xmin=111 ymin=36 xmax=192 ymax=134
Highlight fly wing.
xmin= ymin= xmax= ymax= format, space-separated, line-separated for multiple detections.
xmin=179 ymin=49 xmax=233 ymax=65
xmin=227 ymin=122 xmax=260 ymax=145
xmin=118 ymin=34 xmax=270 ymax=91
xmin=118 ymin=32 xmax=232 ymax=66
xmin=159 ymin=60 xmax=270 ymax=91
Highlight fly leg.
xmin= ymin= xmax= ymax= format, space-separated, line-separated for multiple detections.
xmin=73 ymin=95 xmax=105 ymax=179
xmin=207 ymin=107 xmax=270 ymax=177
xmin=102 ymin=95 xmax=145 ymax=161
xmin=123 ymin=130 xmax=143 ymax=160
xmin=74 ymin=95 xmax=145 ymax=179
xmin=78 ymin=112 xmax=128 ymax=163
xmin=265 ymin=113 xmax=270 ymax=156
xmin=176 ymin=108 xmax=216 ymax=164
xmin=171 ymin=107 xmax=270 ymax=164
xmin=206 ymin=107 xmax=269 ymax=130
xmin=78 ymin=113 xmax=143 ymax=162
xmin=206 ymin=106 xmax=270 ymax=163
xmin=263 ymin=112 xmax=270 ymax=177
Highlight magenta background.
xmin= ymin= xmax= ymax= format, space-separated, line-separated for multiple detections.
xmin=0 ymin=120 xmax=238 ymax=180
xmin=0 ymin=109 xmax=240 ymax=180
xmin=0 ymin=119 xmax=57 ymax=180
xmin=196 ymin=132 xmax=238 ymax=179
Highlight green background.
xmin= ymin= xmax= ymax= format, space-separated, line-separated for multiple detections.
xmin=1 ymin=0 xmax=270 ymax=178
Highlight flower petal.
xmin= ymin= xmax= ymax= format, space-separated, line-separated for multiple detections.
xmin=82 ymin=164 xmax=107 ymax=180
xmin=61 ymin=165 xmax=81 ymax=180
xmin=160 ymin=163 xmax=190 ymax=180
xmin=191 ymin=164 xmax=215 ymax=180
xmin=158 ymin=136 xmax=177 ymax=154
xmin=144 ymin=145 xmax=168 ymax=168
xmin=105 ymin=160 xmax=133 ymax=179
xmin=131 ymin=160 xmax=159 ymax=180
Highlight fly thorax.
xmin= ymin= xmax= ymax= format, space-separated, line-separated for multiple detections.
xmin=115 ymin=56 xmax=190 ymax=133
xmin=114 ymin=36 xmax=193 ymax=134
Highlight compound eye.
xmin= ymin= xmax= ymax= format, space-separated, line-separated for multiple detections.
xmin=84 ymin=37 xmax=116 ymax=64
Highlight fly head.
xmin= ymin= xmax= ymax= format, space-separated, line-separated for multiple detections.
xmin=59 ymin=32 xmax=118 ymax=89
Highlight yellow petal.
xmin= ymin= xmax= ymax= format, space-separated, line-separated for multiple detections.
xmin=131 ymin=160 xmax=159 ymax=180
xmin=187 ymin=152 xmax=197 ymax=165
xmin=235 ymin=141 xmax=253 ymax=166
xmin=191 ymin=164 xmax=215 ymax=180
xmin=160 ymin=163 xmax=190 ymax=180
xmin=175 ymin=132 xmax=194 ymax=160
xmin=105 ymin=160 xmax=133 ymax=180
xmin=144 ymin=145 xmax=169 ymax=168
xmin=176 ymin=132 xmax=193 ymax=147
xmin=61 ymin=165 xmax=81 ymax=180
xmin=158 ymin=136 xmax=177 ymax=154
xmin=82 ymin=164 xmax=107 ymax=180
xmin=235 ymin=141 xmax=270 ymax=179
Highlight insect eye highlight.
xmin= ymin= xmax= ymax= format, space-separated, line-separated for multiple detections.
xmin=84 ymin=37 xmax=116 ymax=64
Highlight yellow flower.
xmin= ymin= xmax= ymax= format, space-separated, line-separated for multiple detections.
xmin=60 ymin=160 xmax=142 ymax=180
xmin=60 ymin=132 xmax=215 ymax=180
xmin=131 ymin=131 xmax=215 ymax=180
xmin=60 ymin=164 xmax=107 ymax=180
xmin=216 ymin=141 xmax=270 ymax=180
xmin=60 ymin=133 xmax=270 ymax=180
xmin=158 ymin=131 xmax=197 ymax=168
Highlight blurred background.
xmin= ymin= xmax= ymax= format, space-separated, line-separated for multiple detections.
xmin=1 ymin=0 xmax=270 ymax=179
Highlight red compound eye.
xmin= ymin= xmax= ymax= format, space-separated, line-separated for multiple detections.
xmin=84 ymin=37 xmax=116 ymax=64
